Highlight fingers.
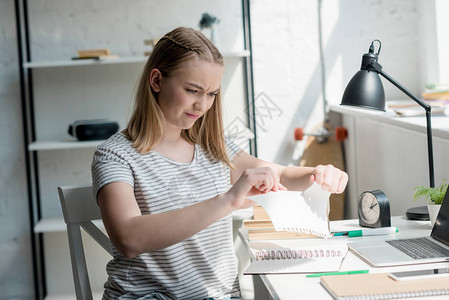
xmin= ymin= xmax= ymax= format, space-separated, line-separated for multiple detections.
xmin=251 ymin=167 xmax=277 ymax=193
xmin=312 ymin=164 xmax=348 ymax=194
xmin=241 ymin=167 xmax=284 ymax=194
xmin=278 ymin=182 xmax=288 ymax=191
xmin=227 ymin=167 xmax=283 ymax=210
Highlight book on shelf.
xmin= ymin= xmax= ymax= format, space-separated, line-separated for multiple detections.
xmin=422 ymin=92 xmax=449 ymax=101
xmin=422 ymin=82 xmax=449 ymax=101
xmin=73 ymin=48 xmax=119 ymax=60
xmin=386 ymin=100 xmax=448 ymax=116
xmin=144 ymin=38 xmax=160 ymax=46
xmin=320 ymin=272 xmax=449 ymax=300
xmin=392 ymin=105 xmax=447 ymax=117
xmin=424 ymin=82 xmax=449 ymax=98
xmin=425 ymin=82 xmax=449 ymax=92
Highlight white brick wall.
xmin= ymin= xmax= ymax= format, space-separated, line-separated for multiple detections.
xmin=0 ymin=1 xmax=34 ymax=299
xmin=27 ymin=0 xmax=244 ymax=61
xmin=251 ymin=0 xmax=421 ymax=164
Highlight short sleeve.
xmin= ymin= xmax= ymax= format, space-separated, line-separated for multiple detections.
xmin=225 ymin=136 xmax=242 ymax=160
xmin=91 ymin=146 xmax=134 ymax=200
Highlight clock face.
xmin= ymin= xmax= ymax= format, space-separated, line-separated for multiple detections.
xmin=360 ymin=192 xmax=380 ymax=225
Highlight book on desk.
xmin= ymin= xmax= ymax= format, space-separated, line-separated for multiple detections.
xmin=243 ymin=183 xmax=349 ymax=274
xmin=320 ymin=272 xmax=449 ymax=299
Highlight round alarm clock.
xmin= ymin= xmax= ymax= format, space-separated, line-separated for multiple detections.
xmin=358 ymin=190 xmax=391 ymax=228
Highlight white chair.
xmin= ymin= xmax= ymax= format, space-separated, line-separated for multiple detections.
xmin=58 ymin=185 xmax=113 ymax=300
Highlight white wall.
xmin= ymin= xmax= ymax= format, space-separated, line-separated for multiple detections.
xmin=27 ymin=0 xmax=244 ymax=60
xmin=251 ymin=0 xmax=421 ymax=165
xmin=0 ymin=1 xmax=34 ymax=299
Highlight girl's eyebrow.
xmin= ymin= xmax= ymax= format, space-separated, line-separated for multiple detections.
xmin=186 ymin=82 xmax=219 ymax=93
xmin=186 ymin=82 xmax=204 ymax=90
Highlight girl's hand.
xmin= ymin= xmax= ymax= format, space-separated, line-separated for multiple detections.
xmin=311 ymin=164 xmax=348 ymax=194
xmin=226 ymin=167 xmax=287 ymax=210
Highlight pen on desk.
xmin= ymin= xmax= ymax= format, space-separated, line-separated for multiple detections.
xmin=333 ymin=226 xmax=398 ymax=237
xmin=306 ymin=270 xmax=369 ymax=278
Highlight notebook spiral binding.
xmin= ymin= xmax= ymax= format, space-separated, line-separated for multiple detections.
xmin=255 ymin=248 xmax=343 ymax=261
xmin=344 ymin=288 xmax=449 ymax=299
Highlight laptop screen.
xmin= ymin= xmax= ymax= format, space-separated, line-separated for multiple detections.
xmin=430 ymin=187 xmax=449 ymax=246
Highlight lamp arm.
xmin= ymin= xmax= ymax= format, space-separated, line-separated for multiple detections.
xmin=379 ymin=72 xmax=430 ymax=111
xmin=372 ymin=64 xmax=435 ymax=188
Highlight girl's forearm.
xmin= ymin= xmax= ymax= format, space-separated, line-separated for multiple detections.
xmin=117 ymin=193 xmax=233 ymax=257
xmin=279 ymin=166 xmax=315 ymax=191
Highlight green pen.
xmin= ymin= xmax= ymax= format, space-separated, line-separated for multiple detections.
xmin=306 ymin=269 xmax=369 ymax=278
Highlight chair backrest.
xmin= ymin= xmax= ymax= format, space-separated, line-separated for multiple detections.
xmin=58 ymin=185 xmax=113 ymax=300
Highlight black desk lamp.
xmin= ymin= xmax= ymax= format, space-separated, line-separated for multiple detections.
xmin=341 ymin=40 xmax=435 ymax=219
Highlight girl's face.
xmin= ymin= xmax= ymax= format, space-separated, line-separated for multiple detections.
xmin=151 ymin=57 xmax=224 ymax=131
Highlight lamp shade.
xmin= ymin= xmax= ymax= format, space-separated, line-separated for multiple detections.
xmin=341 ymin=69 xmax=386 ymax=111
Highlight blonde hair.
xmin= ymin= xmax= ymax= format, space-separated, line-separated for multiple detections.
xmin=124 ymin=27 xmax=232 ymax=167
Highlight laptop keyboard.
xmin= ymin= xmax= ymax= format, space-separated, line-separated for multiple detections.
xmin=386 ymin=237 xmax=449 ymax=259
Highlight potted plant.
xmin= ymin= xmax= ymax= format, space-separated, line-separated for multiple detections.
xmin=413 ymin=178 xmax=447 ymax=226
xmin=199 ymin=13 xmax=221 ymax=48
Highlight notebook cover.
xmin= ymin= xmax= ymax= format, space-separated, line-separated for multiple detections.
xmin=320 ymin=272 xmax=449 ymax=299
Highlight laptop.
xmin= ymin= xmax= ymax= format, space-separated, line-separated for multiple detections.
xmin=349 ymin=187 xmax=449 ymax=267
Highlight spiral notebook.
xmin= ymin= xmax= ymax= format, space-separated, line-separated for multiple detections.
xmin=320 ymin=272 xmax=449 ymax=299
xmin=248 ymin=183 xmax=331 ymax=238
xmin=244 ymin=239 xmax=348 ymax=275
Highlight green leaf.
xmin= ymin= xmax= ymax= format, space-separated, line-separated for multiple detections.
xmin=412 ymin=178 xmax=448 ymax=204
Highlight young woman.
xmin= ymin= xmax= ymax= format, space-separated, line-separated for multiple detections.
xmin=92 ymin=27 xmax=348 ymax=300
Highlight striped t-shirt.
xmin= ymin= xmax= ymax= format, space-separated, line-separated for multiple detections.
xmin=91 ymin=132 xmax=242 ymax=300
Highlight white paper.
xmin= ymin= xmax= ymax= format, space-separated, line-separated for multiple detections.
xmin=248 ymin=183 xmax=331 ymax=238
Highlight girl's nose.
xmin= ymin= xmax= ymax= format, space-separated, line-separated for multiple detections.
xmin=194 ymin=94 xmax=207 ymax=112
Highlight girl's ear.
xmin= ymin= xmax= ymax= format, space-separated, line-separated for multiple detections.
xmin=149 ymin=68 xmax=162 ymax=92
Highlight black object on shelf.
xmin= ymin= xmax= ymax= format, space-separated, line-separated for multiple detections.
xmin=405 ymin=206 xmax=430 ymax=221
xmin=68 ymin=119 xmax=119 ymax=141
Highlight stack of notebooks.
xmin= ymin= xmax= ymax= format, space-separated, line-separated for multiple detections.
xmin=243 ymin=205 xmax=317 ymax=240
xmin=422 ymin=82 xmax=449 ymax=102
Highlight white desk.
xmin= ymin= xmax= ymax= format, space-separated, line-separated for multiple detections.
xmin=239 ymin=216 xmax=449 ymax=299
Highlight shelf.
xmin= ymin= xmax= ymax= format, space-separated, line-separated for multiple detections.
xmin=330 ymin=104 xmax=449 ymax=140
xmin=23 ymin=50 xmax=250 ymax=69
xmin=28 ymin=140 xmax=104 ymax=151
xmin=34 ymin=217 xmax=105 ymax=233
xmin=23 ymin=56 xmax=147 ymax=69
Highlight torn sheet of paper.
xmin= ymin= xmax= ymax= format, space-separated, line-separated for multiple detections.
xmin=248 ymin=183 xmax=332 ymax=238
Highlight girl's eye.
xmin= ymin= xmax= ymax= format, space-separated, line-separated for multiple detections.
xmin=187 ymin=89 xmax=198 ymax=94
xmin=208 ymin=92 xmax=218 ymax=97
